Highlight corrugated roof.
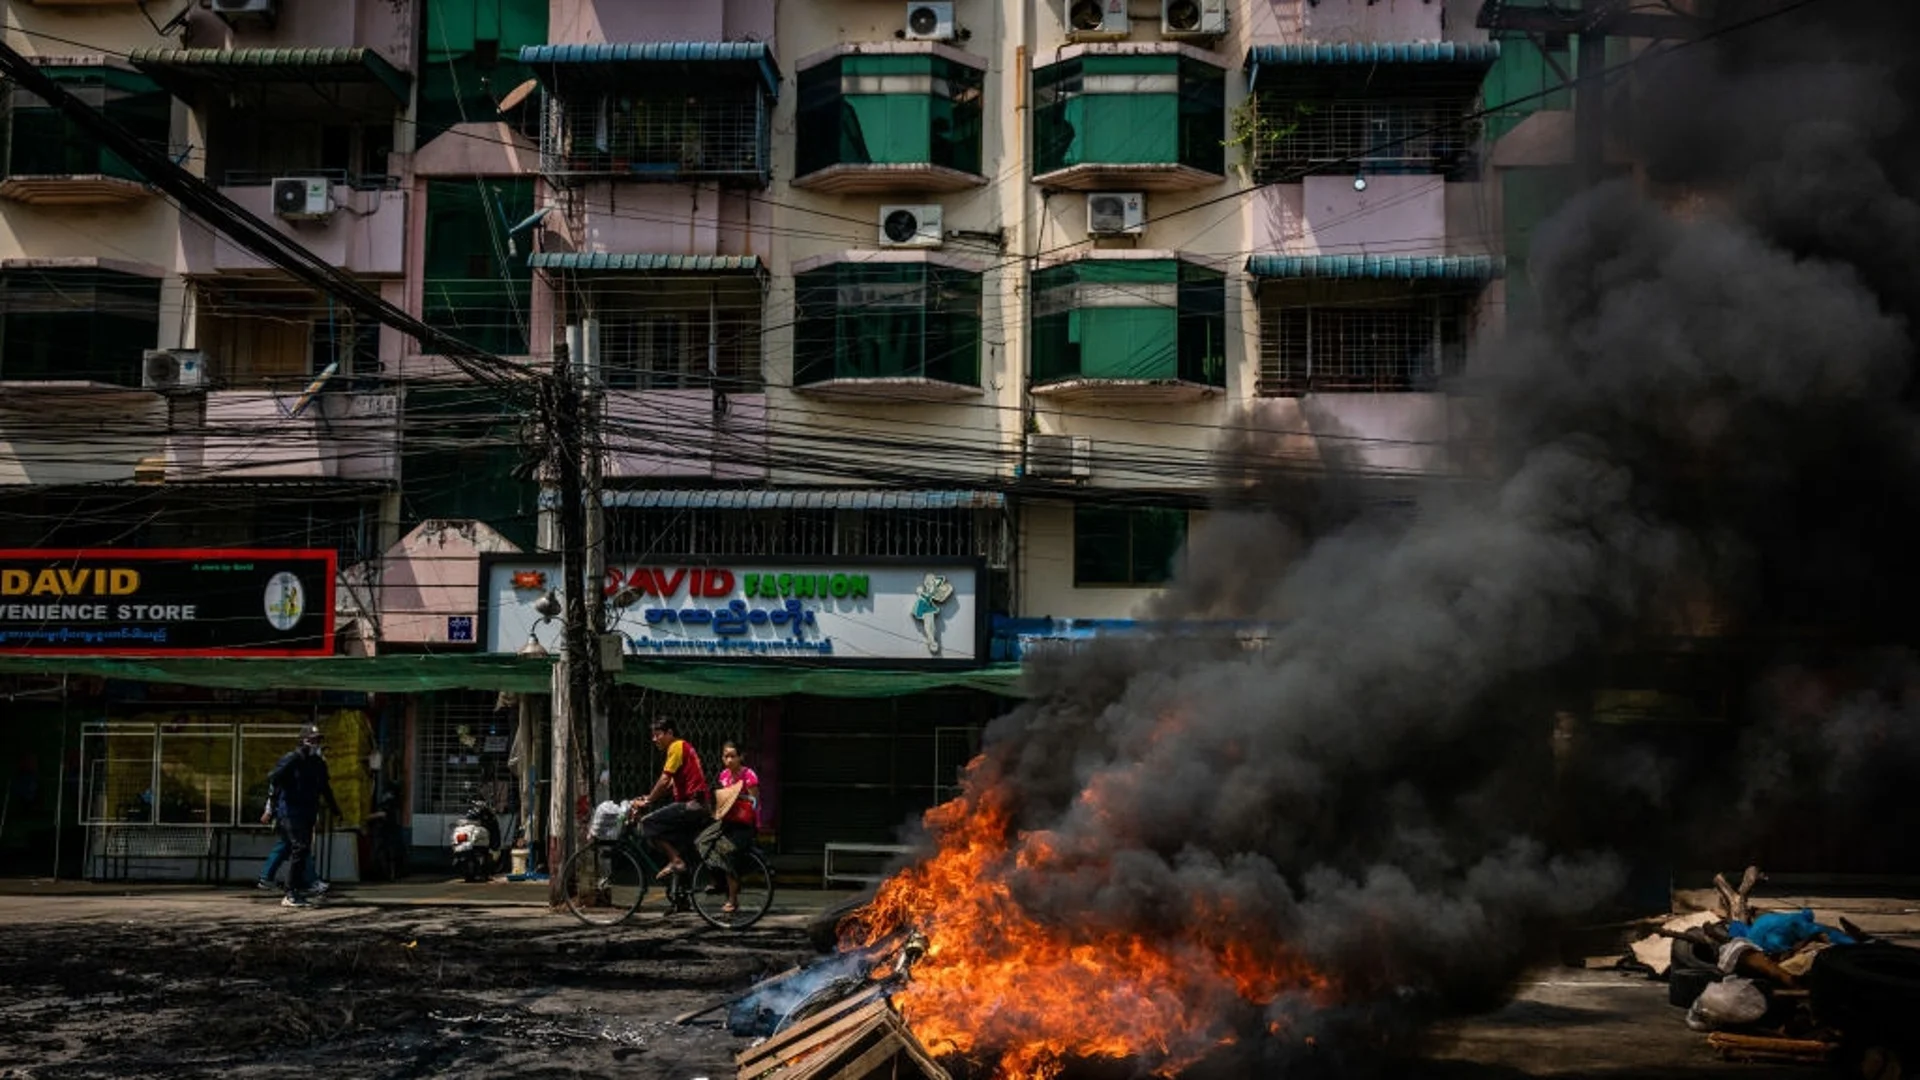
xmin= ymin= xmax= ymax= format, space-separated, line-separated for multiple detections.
xmin=598 ymin=489 xmax=1004 ymax=511
xmin=127 ymin=47 xmax=411 ymax=102
xmin=1246 ymin=254 xmax=1504 ymax=281
xmin=518 ymin=42 xmax=780 ymax=98
xmin=528 ymin=253 xmax=764 ymax=274
xmin=1245 ymin=41 xmax=1501 ymax=94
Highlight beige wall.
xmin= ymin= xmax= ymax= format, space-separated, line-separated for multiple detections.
xmin=1020 ymin=501 xmax=1220 ymax=620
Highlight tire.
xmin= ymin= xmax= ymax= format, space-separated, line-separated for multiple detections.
xmin=560 ymin=842 xmax=648 ymax=927
xmin=691 ymin=849 xmax=775 ymax=930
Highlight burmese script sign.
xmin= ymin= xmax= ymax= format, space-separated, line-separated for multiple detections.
xmin=0 ymin=549 xmax=337 ymax=657
xmin=482 ymin=558 xmax=982 ymax=665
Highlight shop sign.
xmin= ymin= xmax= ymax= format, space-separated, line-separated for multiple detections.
xmin=482 ymin=558 xmax=982 ymax=664
xmin=0 ymin=549 xmax=336 ymax=657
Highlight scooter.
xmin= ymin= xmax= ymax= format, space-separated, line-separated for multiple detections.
xmin=449 ymin=796 xmax=507 ymax=883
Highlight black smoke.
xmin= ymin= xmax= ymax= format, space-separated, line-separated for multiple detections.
xmin=893 ymin=2 xmax=1920 ymax=1075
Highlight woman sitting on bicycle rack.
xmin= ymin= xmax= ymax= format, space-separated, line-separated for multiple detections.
xmin=627 ymin=718 xmax=710 ymax=881
xmin=702 ymin=742 xmax=761 ymax=914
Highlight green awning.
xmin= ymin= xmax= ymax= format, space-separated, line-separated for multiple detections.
xmin=519 ymin=42 xmax=780 ymax=99
xmin=127 ymin=47 xmax=412 ymax=104
xmin=1246 ymin=254 xmax=1504 ymax=281
xmin=0 ymin=655 xmax=1027 ymax=698
xmin=1244 ymin=41 xmax=1501 ymax=95
xmin=528 ymin=253 xmax=765 ymax=275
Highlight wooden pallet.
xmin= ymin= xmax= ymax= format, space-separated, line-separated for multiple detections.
xmin=736 ymin=990 xmax=950 ymax=1080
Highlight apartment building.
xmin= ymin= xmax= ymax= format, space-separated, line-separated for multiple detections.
xmin=0 ymin=0 xmax=1532 ymax=874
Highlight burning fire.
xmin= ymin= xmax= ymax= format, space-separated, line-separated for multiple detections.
xmin=843 ymin=776 xmax=1333 ymax=1079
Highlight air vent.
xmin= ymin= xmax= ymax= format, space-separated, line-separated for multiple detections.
xmin=878 ymin=204 xmax=943 ymax=248
xmin=1067 ymin=0 xmax=1129 ymax=39
xmin=1026 ymin=434 xmax=1091 ymax=480
xmin=1087 ymin=192 xmax=1145 ymax=236
xmin=905 ymin=1 xmax=956 ymax=41
xmin=1162 ymin=0 xmax=1227 ymax=37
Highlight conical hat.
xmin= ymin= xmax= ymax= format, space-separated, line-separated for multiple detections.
xmin=711 ymin=781 xmax=745 ymax=822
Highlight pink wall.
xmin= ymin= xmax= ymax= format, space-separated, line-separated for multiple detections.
xmin=1247 ymin=0 xmax=1445 ymax=45
xmin=1299 ymin=174 xmax=1445 ymax=256
xmin=201 ymin=186 xmax=406 ymax=277
xmin=183 ymin=0 xmax=418 ymax=71
xmin=604 ymin=390 xmax=768 ymax=481
xmin=372 ymin=520 xmax=523 ymax=645
xmin=1249 ymin=393 xmax=1454 ymax=476
xmin=173 ymin=391 xmax=399 ymax=482
xmin=548 ymin=0 xmax=775 ymax=43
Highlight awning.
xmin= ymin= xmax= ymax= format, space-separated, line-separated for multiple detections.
xmin=1244 ymin=41 xmax=1501 ymax=95
xmin=528 ymin=253 xmax=765 ymax=276
xmin=127 ymin=47 xmax=412 ymax=104
xmin=0 ymin=654 xmax=1026 ymax=698
xmin=518 ymin=42 xmax=780 ymax=99
xmin=597 ymin=488 xmax=1006 ymax=511
xmin=1246 ymin=254 xmax=1504 ymax=281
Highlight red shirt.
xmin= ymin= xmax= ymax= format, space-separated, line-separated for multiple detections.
xmin=662 ymin=738 xmax=709 ymax=804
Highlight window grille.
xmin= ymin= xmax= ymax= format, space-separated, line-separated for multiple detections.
xmin=606 ymin=508 xmax=992 ymax=560
xmin=541 ymin=93 xmax=769 ymax=183
xmin=415 ymin=692 xmax=516 ymax=815
xmin=1251 ymin=97 xmax=1476 ymax=181
xmin=583 ymin=276 xmax=763 ymax=391
xmin=1258 ymin=297 xmax=1468 ymax=395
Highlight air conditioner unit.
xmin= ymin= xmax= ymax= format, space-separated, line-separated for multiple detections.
xmin=1026 ymin=433 xmax=1092 ymax=481
xmin=142 ymin=350 xmax=207 ymax=393
xmin=1066 ymin=0 xmax=1129 ymax=39
xmin=904 ymin=1 xmax=957 ymax=41
xmin=211 ymin=0 xmax=279 ymax=27
xmin=1162 ymin=0 xmax=1227 ymax=38
xmin=1087 ymin=192 xmax=1146 ymax=235
xmin=879 ymin=204 xmax=943 ymax=248
xmin=272 ymin=177 xmax=332 ymax=221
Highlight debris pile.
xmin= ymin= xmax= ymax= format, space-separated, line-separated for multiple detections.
xmin=1617 ymin=866 xmax=1920 ymax=1073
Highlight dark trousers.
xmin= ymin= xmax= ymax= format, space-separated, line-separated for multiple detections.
xmin=260 ymin=828 xmax=291 ymax=884
xmin=640 ymin=801 xmax=708 ymax=861
xmin=281 ymin=816 xmax=316 ymax=896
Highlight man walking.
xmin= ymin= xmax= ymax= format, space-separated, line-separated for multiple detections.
xmin=267 ymin=724 xmax=343 ymax=908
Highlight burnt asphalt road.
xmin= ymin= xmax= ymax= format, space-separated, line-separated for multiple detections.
xmin=0 ymin=883 xmax=1914 ymax=1079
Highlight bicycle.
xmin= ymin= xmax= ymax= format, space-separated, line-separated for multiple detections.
xmin=559 ymin=816 xmax=775 ymax=930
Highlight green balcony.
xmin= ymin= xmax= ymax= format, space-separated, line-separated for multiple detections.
xmin=794 ymin=49 xmax=987 ymax=194
xmin=0 ymin=66 xmax=168 ymax=206
xmin=1031 ymin=257 xmax=1226 ymax=403
xmin=793 ymin=260 xmax=984 ymax=401
xmin=1032 ymin=51 xmax=1225 ymax=191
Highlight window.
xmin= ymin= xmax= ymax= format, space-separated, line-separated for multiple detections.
xmin=795 ymin=53 xmax=986 ymax=179
xmin=0 ymin=268 xmax=160 ymax=384
xmin=579 ymin=274 xmax=764 ymax=392
xmin=194 ymin=286 xmax=381 ymax=383
xmin=422 ymin=179 xmax=533 ymax=356
xmin=1258 ymin=293 xmax=1468 ymax=394
xmin=1248 ymin=97 xmax=1478 ymax=182
xmin=1031 ymin=259 xmax=1225 ymax=386
xmin=1033 ymin=54 xmax=1225 ymax=177
xmin=418 ymin=0 xmax=549 ymax=147
xmin=543 ymin=92 xmax=770 ymax=183
xmin=1074 ymin=506 xmax=1187 ymax=587
xmin=3 ymin=67 xmax=169 ymax=180
xmin=793 ymin=263 xmax=982 ymax=388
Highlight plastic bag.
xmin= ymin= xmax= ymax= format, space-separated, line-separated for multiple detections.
xmin=589 ymin=800 xmax=627 ymax=841
xmin=1685 ymin=976 xmax=1768 ymax=1031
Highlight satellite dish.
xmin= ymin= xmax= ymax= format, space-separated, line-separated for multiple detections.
xmin=496 ymin=78 xmax=539 ymax=114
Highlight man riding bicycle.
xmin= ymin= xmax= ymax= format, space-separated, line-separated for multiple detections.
xmin=627 ymin=717 xmax=709 ymax=881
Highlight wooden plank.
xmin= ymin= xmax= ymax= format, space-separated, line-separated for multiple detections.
xmin=1706 ymin=1033 xmax=1836 ymax=1056
xmin=746 ymin=1013 xmax=892 ymax=1080
xmin=736 ymin=988 xmax=886 ymax=1068
xmin=736 ymin=995 xmax=889 ymax=1073
xmin=776 ymin=1007 xmax=952 ymax=1080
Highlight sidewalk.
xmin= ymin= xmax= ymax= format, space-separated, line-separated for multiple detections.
xmin=0 ymin=874 xmax=868 ymax=914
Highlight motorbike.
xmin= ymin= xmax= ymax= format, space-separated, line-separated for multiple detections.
xmin=449 ymin=795 xmax=510 ymax=883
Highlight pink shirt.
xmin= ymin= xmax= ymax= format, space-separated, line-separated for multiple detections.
xmin=719 ymin=766 xmax=760 ymax=827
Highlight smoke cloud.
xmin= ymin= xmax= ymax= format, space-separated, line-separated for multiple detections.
xmin=862 ymin=3 xmax=1920 ymax=1074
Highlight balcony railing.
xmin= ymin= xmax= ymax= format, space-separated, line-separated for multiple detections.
xmin=539 ymin=93 xmax=771 ymax=185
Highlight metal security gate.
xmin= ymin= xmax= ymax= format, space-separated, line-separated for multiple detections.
xmin=415 ymin=692 xmax=515 ymax=816
xmin=608 ymin=688 xmax=752 ymax=799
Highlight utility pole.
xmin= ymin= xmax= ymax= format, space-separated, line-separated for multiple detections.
xmin=569 ymin=319 xmax=612 ymax=808
xmin=544 ymin=336 xmax=596 ymax=906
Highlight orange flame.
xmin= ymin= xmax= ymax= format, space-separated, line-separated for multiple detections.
xmin=844 ymin=775 xmax=1334 ymax=1079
